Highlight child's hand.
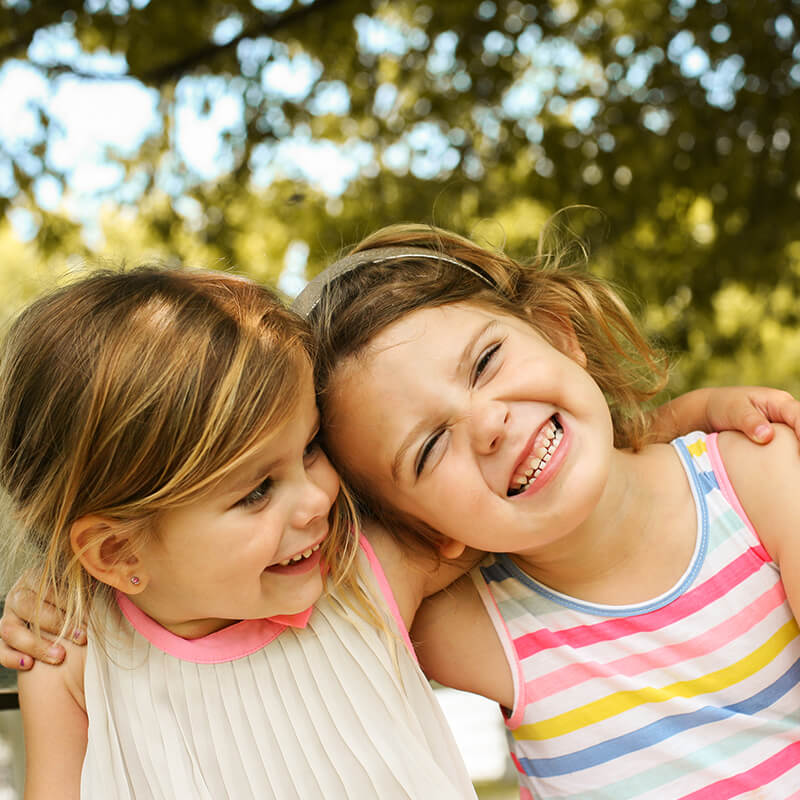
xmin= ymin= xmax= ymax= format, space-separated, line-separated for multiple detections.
xmin=651 ymin=386 xmax=800 ymax=445
xmin=0 ymin=576 xmax=82 ymax=669
xmin=701 ymin=386 xmax=800 ymax=444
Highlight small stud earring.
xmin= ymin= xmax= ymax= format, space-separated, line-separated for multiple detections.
xmin=129 ymin=575 xmax=141 ymax=586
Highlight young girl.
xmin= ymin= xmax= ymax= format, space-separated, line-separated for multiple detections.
xmin=2 ymin=257 xmax=798 ymax=799
xmin=297 ymin=224 xmax=800 ymax=798
xmin=0 ymin=265 xmax=478 ymax=799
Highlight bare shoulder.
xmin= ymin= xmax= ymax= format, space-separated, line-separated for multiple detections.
xmin=359 ymin=518 xmax=431 ymax=628
xmin=412 ymin=573 xmax=514 ymax=708
xmin=717 ymin=422 xmax=800 ymax=465
xmin=717 ymin=424 xmax=800 ymax=562
xmin=18 ymin=638 xmax=87 ymax=800
xmin=19 ymin=636 xmax=87 ymax=710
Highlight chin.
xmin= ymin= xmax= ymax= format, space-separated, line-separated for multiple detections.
xmin=293 ymin=574 xmax=326 ymax=609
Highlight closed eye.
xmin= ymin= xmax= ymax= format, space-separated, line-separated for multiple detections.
xmin=415 ymin=429 xmax=445 ymax=477
xmin=473 ymin=342 xmax=501 ymax=384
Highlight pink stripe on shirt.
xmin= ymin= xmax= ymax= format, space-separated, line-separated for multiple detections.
xmin=680 ymin=740 xmax=800 ymax=800
xmin=524 ymin=580 xmax=787 ymax=702
xmin=515 ymin=547 xmax=769 ymax=659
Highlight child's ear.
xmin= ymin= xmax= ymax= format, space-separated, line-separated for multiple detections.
xmin=70 ymin=515 xmax=147 ymax=594
xmin=438 ymin=536 xmax=467 ymax=560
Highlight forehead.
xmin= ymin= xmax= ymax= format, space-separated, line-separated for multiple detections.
xmin=325 ymin=305 xmax=483 ymax=463
xmin=365 ymin=302 xmax=496 ymax=358
xmin=333 ymin=303 xmax=511 ymax=398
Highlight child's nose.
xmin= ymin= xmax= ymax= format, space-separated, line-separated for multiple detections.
xmin=470 ymin=398 xmax=508 ymax=454
xmin=291 ymin=476 xmax=332 ymax=530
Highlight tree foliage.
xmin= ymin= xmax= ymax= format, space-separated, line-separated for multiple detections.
xmin=1 ymin=0 xmax=799 ymax=393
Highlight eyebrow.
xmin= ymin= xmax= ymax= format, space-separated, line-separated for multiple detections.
xmin=389 ymin=320 xmax=496 ymax=483
xmin=224 ymin=456 xmax=279 ymax=499
xmin=226 ymin=411 xmax=321 ymax=497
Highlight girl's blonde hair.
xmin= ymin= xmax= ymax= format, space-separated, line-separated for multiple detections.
xmin=0 ymin=265 xmax=360 ymax=638
xmin=310 ymin=222 xmax=668 ymax=557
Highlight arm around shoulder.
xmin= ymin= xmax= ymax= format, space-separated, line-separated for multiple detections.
xmin=717 ymin=424 xmax=800 ymax=618
xmin=411 ymin=573 xmax=514 ymax=709
xmin=18 ymin=641 xmax=87 ymax=800
xmin=361 ymin=517 xmax=482 ymax=630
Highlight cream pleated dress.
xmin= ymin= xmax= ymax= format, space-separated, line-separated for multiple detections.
xmin=80 ymin=536 xmax=477 ymax=799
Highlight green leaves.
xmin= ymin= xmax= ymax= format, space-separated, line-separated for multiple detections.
xmin=1 ymin=0 xmax=799 ymax=394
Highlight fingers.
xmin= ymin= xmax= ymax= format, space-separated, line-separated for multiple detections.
xmin=0 ymin=608 xmax=64 ymax=667
xmin=738 ymin=410 xmax=774 ymax=444
xmin=764 ymin=389 xmax=800 ymax=442
xmin=5 ymin=583 xmax=66 ymax=635
xmin=746 ymin=388 xmax=800 ymax=444
xmin=0 ymin=582 xmax=85 ymax=667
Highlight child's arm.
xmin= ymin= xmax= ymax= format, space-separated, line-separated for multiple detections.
xmin=363 ymin=518 xmax=482 ymax=628
xmin=18 ymin=640 xmax=87 ymax=799
xmin=411 ymin=574 xmax=514 ymax=708
xmin=651 ymin=386 xmax=800 ymax=444
xmin=717 ymin=424 xmax=800 ymax=618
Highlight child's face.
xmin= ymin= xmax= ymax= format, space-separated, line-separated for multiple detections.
xmin=326 ymin=302 xmax=615 ymax=557
xmin=134 ymin=364 xmax=340 ymax=638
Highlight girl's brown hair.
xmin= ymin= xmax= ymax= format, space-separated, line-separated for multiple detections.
xmin=0 ymin=265 xmax=360 ymax=638
xmin=310 ymin=222 xmax=668 ymax=557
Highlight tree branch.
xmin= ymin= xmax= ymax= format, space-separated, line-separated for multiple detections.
xmin=139 ymin=0 xmax=364 ymax=86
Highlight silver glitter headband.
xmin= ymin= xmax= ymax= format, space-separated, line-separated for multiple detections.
xmin=292 ymin=245 xmax=494 ymax=319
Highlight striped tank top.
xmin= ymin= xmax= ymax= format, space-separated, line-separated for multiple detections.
xmin=472 ymin=431 xmax=800 ymax=799
xmin=81 ymin=535 xmax=477 ymax=799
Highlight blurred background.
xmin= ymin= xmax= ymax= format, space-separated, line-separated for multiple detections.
xmin=0 ymin=0 xmax=799 ymax=796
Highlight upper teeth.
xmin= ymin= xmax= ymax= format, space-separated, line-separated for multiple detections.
xmin=508 ymin=417 xmax=563 ymax=496
xmin=278 ymin=543 xmax=321 ymax=567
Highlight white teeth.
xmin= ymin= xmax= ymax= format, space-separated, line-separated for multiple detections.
xmin=277 ymin=543 xmax=321 ymax=567
xmin=508 ymin=419 xmax=563 ymax=496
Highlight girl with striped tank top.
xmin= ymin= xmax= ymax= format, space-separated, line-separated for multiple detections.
xmin=1 ymin=254 xmax=797 ymax=800
xmin=302 ymin=223 xmax=800 ymax=799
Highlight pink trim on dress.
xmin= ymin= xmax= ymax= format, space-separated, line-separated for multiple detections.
xmin=116 ymin=592 xmax=312 ymax=665
xmin=117 ymin=533 xmax=413 ymax=665
xmin=706 ymin=433 xmax=770 ymax=562
xmin=358 ymin=534 xmax=417 ymax=660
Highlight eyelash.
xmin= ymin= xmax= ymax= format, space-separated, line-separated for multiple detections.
xmin=473 ymin=342 xmax=501 ymax=384
xmin=240 ymin=477 xmax=273 ymax=508
xmin=304 ymin=435 xmax=322 ymax=460
xmin=415 ymin=341 xmax=503 ymax=477
xmin=238 ymin=434 xmax=322 ymax=507
xmin=416 ymin=430 xmax=444 ymax=477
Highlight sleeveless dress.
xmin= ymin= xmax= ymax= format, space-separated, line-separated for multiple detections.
xmin=80 ymin=536 xmax=477 ymax=799
xmin=472 ymin=431 xmax=800 ymax=799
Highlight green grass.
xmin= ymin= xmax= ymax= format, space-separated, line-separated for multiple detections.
xmin=474 ymin=779 xmax=519 ymax=799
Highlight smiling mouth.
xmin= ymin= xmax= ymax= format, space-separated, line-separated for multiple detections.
xmin=507 ymin=415 xmax=563 ymax=496
xmin=277 ymin=542 xmax=322 ymax=567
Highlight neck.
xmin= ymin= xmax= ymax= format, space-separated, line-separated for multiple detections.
xmin=512 ymin=443 xmax=696 ymax=605
xmin=124 ymin=595 xmax=237 ymax=639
